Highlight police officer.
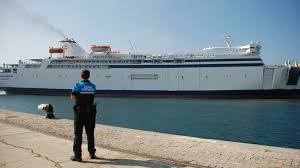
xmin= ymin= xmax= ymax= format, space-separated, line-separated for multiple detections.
xmin=70 ymin=70 xmax=97 ymax=162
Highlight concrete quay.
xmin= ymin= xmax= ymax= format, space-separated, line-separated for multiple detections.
xmin=0 ymin=122 xmax=182 ymax=168
xmin=0 ymin=108 xmax=300 ymax=168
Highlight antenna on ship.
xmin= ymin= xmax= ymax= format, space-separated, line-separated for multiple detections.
xmin=129 ymin=40 xmax=136 ymax=54
xmin=221 ymin=33 xmax=232 ymax=48
xmin=134 ymin=43 xmax=139 ymax=54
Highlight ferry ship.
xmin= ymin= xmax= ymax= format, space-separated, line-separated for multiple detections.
xmin=0 ymin=37 xmax=299 ymax=98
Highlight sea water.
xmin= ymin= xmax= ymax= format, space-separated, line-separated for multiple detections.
xmin=0 ymin=94 xmax=299 ymax=149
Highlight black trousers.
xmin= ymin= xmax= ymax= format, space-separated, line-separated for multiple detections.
xmin=73 ymin=107 xmax=96 ymax=157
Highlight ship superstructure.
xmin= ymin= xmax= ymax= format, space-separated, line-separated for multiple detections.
xmin=0 ymin=37 xmax=299 ymax=98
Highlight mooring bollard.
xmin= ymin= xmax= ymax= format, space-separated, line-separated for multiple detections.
xmin=38 ymin=104 xmax=55 ymax=119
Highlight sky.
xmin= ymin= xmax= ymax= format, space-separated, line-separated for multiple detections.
xmin=0 ymin=0 xmax=299 ymax=65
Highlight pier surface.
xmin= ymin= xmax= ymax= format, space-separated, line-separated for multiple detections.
xmin=0 ymin=108 xmax=300 ymax=168
xmin=0 ymin=122 xmax=180 ymax=168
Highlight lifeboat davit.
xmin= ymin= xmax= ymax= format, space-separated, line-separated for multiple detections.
xmin=49 ymin=48 xmax=64 ymax=53
xmin=91 ymin=45 xmax=111 ymax=52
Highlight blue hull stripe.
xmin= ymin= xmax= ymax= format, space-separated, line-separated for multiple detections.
xmin=184 ymin=58 xmax=262 ymax=62
xmin=2 ymin=87 xmax=300 ymax=99
xmin=109 ymin=63 xmax=264 ymax=68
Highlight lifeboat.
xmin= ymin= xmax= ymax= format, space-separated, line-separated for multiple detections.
xmin=49 ymin=48 xmax=64 ymax=53
xmin=91 ymin=45 xmax=111 ymax=52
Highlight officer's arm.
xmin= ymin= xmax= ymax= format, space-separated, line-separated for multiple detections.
xmin=71 ymin=84 xmax=80 ymax=100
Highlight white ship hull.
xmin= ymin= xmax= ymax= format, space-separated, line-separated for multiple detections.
xmin=1 ymin=38 xmax=300 ymax=98
xmin=1 ymin=63 xmax=300 ymax=98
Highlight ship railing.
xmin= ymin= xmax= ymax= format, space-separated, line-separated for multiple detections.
xmin=0 ymin=64 xmax=18 ymax=69
xmin=131 ymin=51 xmax=254 ymax=60
xmin=0 ymin=64 xmax=18 ymax=74
xmin=22 ymin=59 xmax=43 ymax=64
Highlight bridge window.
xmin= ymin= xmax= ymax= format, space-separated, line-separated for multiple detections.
xmin=174 ymin=59 xmax=184 ymax=63
xmin=152 ymin=59 xmax=162 ymax=64
xmin=25 ymin=64 xmax=41 ymax=68
xmin=0 ymin=69 xmax=11 ymax=73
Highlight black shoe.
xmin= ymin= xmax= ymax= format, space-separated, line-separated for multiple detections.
xmin=89 ymin=154 xmax=96 ymax=159
xmin=70 ymin=156 xmax=82 ymax=162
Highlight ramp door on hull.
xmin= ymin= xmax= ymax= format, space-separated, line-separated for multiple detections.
xmin=263 ymin=68 xmax=274 ymax=89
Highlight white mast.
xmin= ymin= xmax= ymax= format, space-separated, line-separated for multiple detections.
xmin=221 ymin=34 xmax=232 ymax=48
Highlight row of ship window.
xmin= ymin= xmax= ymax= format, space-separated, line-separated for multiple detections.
xmin=0 ymin=69 xmax=18 ymax=73
xmin=24 ymin=64 xmax=41 ymax=68
xmin=47 ymin=65 xmax=110 ymax=69
xmin=50 ymin=59 xmax=184 ymax=64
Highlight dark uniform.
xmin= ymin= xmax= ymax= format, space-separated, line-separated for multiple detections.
xmin=71 ymin=80 xmax=97 ymax=158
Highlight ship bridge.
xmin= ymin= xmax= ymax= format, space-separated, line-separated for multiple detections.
xmin=202 ymin=42 xmax=261 ymax=56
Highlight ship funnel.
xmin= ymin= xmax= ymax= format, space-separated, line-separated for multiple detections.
xmin=60 ymin=38 xmax=87 ymax=58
